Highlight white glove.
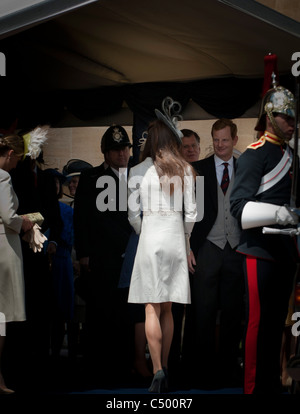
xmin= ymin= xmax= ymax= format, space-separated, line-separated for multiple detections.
xmin=32 ymin=224 xmax=47 ymax=252
xmin=275 ymin=206 xmax=299 ymax=226
xmin=23 ymin=224 xmax=47 ymax=252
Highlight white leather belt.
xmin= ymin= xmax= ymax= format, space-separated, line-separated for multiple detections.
xmin=256 ymin=146 xmax=292 ymax=195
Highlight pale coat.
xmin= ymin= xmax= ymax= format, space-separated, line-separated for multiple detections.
xmin=0 ymin=168 xmax=26 ymax=322
xmin=127 ymin=157 xmax=197 ymax=304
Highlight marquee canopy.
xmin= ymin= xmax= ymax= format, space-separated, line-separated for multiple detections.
xmin=0 ymin=0 xmax=299 ymax=141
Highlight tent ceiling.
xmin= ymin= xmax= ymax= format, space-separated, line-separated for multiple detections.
xmin=0 ymin=0 xmax=299 ymax=129
xmin=0 ymin=0 xmax=97 ymax=38
xmin=2 ymin=0 xmax=300 ymax=87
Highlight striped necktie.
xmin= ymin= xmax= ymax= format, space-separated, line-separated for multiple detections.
xmin=221 ymin=162 xmax=229 ymax=194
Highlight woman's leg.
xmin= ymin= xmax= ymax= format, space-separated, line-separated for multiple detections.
xmin=145 ymin=303 xmax=162 ymax=374
xmin=133 ymin=321 xmax=152 ymax=377
xmin=160 ymin=302 xmax=174 ymax=369
xmin=145 ymin=302 xmax=174 ymax=374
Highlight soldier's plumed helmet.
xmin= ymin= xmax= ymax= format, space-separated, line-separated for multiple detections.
xmin=255 ymin=86 xmax=295 ymax=132
xmin=101 ymin=125 xmax=132 ymax=153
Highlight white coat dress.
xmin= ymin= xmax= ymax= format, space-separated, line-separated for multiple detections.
xmin=127 ymin=157 xmax=196 ymax=304
xmin=0 ymin=169 xmax=26 ymax=322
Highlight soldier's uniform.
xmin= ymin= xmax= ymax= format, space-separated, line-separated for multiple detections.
xmin=230 ymin=86 xmax=300 ymax=394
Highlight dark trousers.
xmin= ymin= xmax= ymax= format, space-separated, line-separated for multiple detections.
xmin=183 ymin=240 xmax=244 ymax=385
xmin=83 ymin=263 xmax=131 ymax=385
xmin=243 ymin=255 xmax=297 ymax=394
xmin=169 ymin=303 xmax=185 ymax=378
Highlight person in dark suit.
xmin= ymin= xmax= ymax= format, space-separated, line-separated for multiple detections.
xmin=182 ymin=118 xmax=244 ymax=389
xmin=73 ymin=125 xmax=133 ymax=385
xmin=9 ymin=145 xmax=63 ymax=390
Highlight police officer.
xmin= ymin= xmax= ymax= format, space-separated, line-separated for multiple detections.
xmin=73 ymin=125 xmax=133 ymax=385
xmin=230 ymin=82 xmax=299 ymax=394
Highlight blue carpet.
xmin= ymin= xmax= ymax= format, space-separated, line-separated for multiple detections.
xmin=68 ymin=386 xmax=243 ymax=394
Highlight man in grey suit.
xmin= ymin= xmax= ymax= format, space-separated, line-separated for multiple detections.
xmin=182 ymin=119 xmax=244 ymax=389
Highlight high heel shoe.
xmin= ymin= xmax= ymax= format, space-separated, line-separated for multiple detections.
xmin=162 ymin=367 xmax=169 ymax=389
xmin=0 ymin=373 xmax=15 ymax=395
xmin=0 ymin=385 xmax=15 ymax=395
xmin=148 ymin=369 xmax=168 ymax=393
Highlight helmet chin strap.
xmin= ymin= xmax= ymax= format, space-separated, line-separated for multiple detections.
xmin=266 ymin=110 xmax=288 ymax=143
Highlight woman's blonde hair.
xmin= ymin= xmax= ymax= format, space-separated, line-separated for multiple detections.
xmin=0 ymin=134 xmax=24 ymax=157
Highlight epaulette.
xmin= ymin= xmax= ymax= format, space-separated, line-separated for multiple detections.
xmin=247 ymin=136 xmax=266 ymax=150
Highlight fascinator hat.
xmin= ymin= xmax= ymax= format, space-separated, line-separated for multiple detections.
xmin=22 ymin=125 xmax=49 ymax=160
xmin=155 ymin=96 xmax=183 ymax=140
xmin=139 ymin=96 xmax=183 ymax=151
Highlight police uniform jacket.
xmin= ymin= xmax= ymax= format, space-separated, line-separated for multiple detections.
xmin=73 ymin=164 xmax=132 ymax=288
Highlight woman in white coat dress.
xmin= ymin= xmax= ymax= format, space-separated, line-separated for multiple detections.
xmin=128 ymin=119 xmax=197 ymax=392
xmin=0 ymin=135 xmax=33 ymax=394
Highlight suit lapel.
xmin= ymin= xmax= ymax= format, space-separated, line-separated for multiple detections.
xmin=206 ymin=155 xmax=218 ymax=210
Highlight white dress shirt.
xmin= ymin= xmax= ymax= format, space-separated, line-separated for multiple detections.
xmin=214 ymin=155 xmax=234 ymax=186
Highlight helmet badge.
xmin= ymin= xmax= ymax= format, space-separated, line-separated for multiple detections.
xmin=112 ymin=127 xmax=124 ymax=143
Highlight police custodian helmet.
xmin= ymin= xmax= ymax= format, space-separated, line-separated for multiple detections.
xmin=101 ymin=125 xmax=132 ymax=153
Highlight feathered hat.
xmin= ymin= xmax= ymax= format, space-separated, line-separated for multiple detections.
xmin=22 ymin=125 xmax=50 ymax=160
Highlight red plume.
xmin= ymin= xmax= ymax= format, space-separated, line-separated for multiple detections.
xmin=262 ymin=53 xmax=278 ymax=97
xmin=256 ymin=54 xmax=279 ymax=136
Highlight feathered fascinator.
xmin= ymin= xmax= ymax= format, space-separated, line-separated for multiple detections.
xmin=23 ymin=125 xmax=50 ymax=160
xmin=155 ymin=96 xmax=183 ymax=140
